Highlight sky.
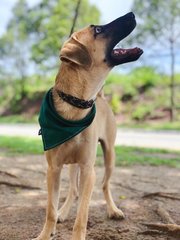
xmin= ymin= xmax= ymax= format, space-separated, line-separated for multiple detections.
xmin=90 ymin=0 xmax=134 ymax=23
xmin=0 ymin=0 xmax=134 ymax=35
xmin=0 ymin=0 xmax=179 ymax=74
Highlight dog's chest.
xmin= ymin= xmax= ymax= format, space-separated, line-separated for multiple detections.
xmin=60 ymin=135 xmax=91 ymax=164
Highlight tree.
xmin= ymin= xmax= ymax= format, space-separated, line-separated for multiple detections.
xmin=0 ymin=0 xmax=33 ymax=101
xmin=0 ymin=0 xmax=100 ymax=112
xmin=69 ymin=0 xmax=82 ymax=37
xmin=131 ymin=0 xmax=180 ymax=121
xmin=28 ymin=0 xmax=100 ymax=72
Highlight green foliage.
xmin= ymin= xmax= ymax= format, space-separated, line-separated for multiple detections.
xmin=0 ymin=0 xmax=31 ymax=70
xmin=105 ymin=67 xmax=161 ymax=98
xmin=104 ymin=67 xmax=180 ymax=121
xmin=131 ymin=1 xmax=180 ymax=121
xmin=110 ymin=93 xmax=121 ymax=114
xmin=0 ymin=0 xmax=34 ymax=102
xmin=129 ymin=66 xmax=161 ymax=89
xmin=105 ymin=66 xmax=161 ymax=98
xmin=132 ymin=104 xmax=153 ymax=121
xmin=131 ymin=0 xmax=180 ymax=44
xmin=175 ymin=73 xmax=180 ymax=83
xmin=105 ymin=73 xmax=137 ymax=97
xmin=28 ymin=0 xmax=100 ymax=70
xmin=0 ymin=0 xmax=100 ymax=113
xmin=0 ymin=0 xmax=100 ymax=75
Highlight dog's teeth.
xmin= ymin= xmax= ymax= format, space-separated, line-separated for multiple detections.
xmin=114 ymin=49 xmax=120 ymax=55
xmin=113 ymin=48 xmax=128 ymax=56
xmin=120 ymin=49 xmax=127 ymax=54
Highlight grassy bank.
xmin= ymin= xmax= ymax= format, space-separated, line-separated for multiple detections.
xmin=0 ymin=115 xmax=38 ymax=124
xmin=97 ymin=146 xmax=180 ymax=168
xmin=119 ymin=121 xmax=180 ymax=131
xmin=1 ymin=115 xmax=180 ymax=131
xmin=0 ymin=136 xmax=43 ymax=155
xmin=0 ymin=136 xmax=180 ymax=168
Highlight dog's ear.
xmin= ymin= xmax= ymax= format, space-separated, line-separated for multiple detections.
xmin=60 ymin=38 xmax=92 ymax=67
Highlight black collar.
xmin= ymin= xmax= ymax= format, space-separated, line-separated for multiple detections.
xmin=56 ymin=90 xmax=95 ymax=109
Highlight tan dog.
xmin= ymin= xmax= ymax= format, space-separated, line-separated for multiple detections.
xmin=33 ymin=12 xmax=143 ymax=240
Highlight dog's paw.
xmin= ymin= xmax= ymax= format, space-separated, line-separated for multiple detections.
xmin=32 ymin=237 xmax=54 ymax=240
xmin=31 ymin=237 xmax=48 ymax=240
xmin=57 ymin=216 xmax=66 ymax=223
xmin=32 ymin=232 xmax=55 ymax=240
xmin=57 ymin=214 xmax=66 ymax=223
xmin=31 ymin=237 xmax=44 ymax=240
xmin=57 ymin=208 xmax=69 ymax=223
xmin=108 ymin=207 xmax=125 ymax=220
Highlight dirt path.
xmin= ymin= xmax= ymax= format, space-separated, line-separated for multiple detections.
xmin=0 ymin=154 xmax=180 ymax=240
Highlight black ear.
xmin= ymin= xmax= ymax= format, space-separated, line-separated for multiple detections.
xmin=60 ymin=37 xmax=92 ymax=67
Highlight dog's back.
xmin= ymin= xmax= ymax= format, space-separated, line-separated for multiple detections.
xmin=96 ymin=93 xmax=117 ymax=146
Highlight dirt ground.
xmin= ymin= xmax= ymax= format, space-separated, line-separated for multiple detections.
xmin=0 ymin=154 xmax=180 ymax=240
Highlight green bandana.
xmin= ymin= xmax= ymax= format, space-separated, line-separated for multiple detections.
xmin=39 ymin=89 xmax=96 ymax=151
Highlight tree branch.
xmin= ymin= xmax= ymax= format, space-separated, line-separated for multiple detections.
xmin=0 ymin=181 xmax=41 ymax=190
xmin=143 ymin=192 xmax=180 ymax=200
xmin=69 ymin=0 xmax=81 ymax=37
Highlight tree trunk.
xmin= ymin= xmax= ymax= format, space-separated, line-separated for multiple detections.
xmin=169 ymin=39 xmax=175 ymax=122
xmin=69 ymin=0 xmax=81 ymax=37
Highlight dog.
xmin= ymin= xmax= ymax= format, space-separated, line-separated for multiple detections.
xmin=33 ymin=12 xmax=143 ymax=240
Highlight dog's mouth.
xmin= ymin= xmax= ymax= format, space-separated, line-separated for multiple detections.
xmin=104 ymin=12 xmax=143 ymax=66
xmin=110 ymin=46 xmax=143 ymax=65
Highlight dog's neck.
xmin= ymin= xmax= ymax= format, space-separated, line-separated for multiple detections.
xmin=52 ymin=64 xmax=107 ymax=120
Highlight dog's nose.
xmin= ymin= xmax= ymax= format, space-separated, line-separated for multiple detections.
xmin=128 ymin=12 xmax=135 ymax=19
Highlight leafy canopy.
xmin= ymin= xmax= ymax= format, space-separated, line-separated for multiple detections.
xmin=28 ymin=0 xmax=100 ymax=70
xmin=132 ymin=0 xmax=180 ymax=46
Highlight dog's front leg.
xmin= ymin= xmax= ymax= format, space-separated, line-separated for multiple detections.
xmin=71 ymin=165 xmax=96 ymax=240
xmin=58 ymin=164 xmax=79 ymax=222
xmin=33 ymin=152 xmax=62 ymax=240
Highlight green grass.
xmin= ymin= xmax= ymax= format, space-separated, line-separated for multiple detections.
xmin=1 ymin=115 xmax=180 ymax=131
xmin=0 ymin=136 xmax=180 ymax=168
xmin=0 ymin=136 xmax=43 ymax=155
xmin=119 ymin=121 xmax=180 ymax=131
xmin=0 ymin=115 xmax=38 ymax=124
xmin=97 ymin=145 xmax=180 ymax=168
xmin=1 ymin=112 xmax=180 ymax=132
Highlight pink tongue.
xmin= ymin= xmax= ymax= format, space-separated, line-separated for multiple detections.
xmin=112 ymin=47 xmax=140 ymax=56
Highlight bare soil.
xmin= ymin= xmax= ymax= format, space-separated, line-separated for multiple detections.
xmin=0 ymin=154 xmax=180 ymax=240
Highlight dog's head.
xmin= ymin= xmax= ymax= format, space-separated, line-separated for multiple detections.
xmin=60 ymin=12 xmax=143 ymax=70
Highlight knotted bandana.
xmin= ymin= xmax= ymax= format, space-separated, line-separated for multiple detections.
xmin=39 ymin=89 xmax=96 ymax=151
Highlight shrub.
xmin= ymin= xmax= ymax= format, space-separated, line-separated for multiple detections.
xmin=110 ymin=93 xmax=121 ymax=115
xmin=132 ymin=104 xmax=153 ymax=121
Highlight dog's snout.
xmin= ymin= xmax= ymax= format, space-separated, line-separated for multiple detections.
xmin=126 ymin=12 xmax=136 ymax=27
xmin=127 ymin=12 xmax=135 ymax=19
xmin=122 ymin=12 xmax=136 ymax=31
xmin=122 ymin=12 xmax=135 ymax=20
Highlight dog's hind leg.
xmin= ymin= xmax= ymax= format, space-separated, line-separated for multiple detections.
xmin=100 ymin=140 xmax=125 ymax=219
xmin=57 ymin=164 xmax=79 ymax=223
xmin=71 ymin=163 xmax=96 ymax=240
xmin=33 ymin=151 xmax=62 ymax=240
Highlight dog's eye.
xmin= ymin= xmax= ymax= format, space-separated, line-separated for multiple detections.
xmin=95 ymin=26 xmax=102 ymax=34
